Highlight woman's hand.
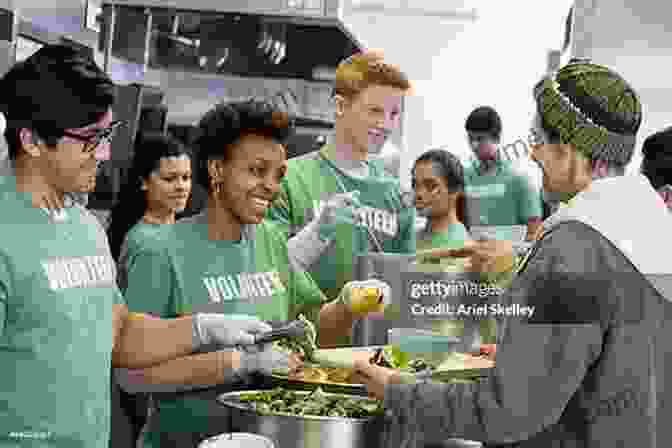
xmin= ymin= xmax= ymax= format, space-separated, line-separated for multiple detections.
xmin=351 ymin=358 xmax=402 ymax=401
xmin=338 ymin=279 xmax=391 ymax=316
xmin=239 ymin=345 xmax=303 ymax=377
xmin=193 ymin=314 xmax=273 ymax=349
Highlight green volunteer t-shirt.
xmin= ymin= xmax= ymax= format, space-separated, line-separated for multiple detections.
xmin=116 ymin=221 xmax=165 ymax=292
xmin=122 ymin=212 xmax=327 ymax=442
xmin=463 ymin=160 xmax=542 ymax=231
xmin=267 ymin=145 xmax=417 ymax=302
xmin=123 ymin=213 xmax=325 ymax=320
xmin=0 ymin=178 xmax=125 ymax=448
xmin=416 ymin=222 xmax=469 ymax=253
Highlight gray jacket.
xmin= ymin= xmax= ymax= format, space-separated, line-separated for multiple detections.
xmin=383 ymin=220 xmax=671 ymax=448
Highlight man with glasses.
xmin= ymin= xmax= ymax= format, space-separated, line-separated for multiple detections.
xmin=0 ymin=44 xmax=280 ymax=448
xmin=266 ymin=51 xmax=416 ymax=347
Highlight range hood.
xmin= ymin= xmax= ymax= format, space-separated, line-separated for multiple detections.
xmin=99 ymin=1 xmax=361 ymax=82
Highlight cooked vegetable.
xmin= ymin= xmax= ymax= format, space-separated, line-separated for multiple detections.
xmin=376 ymin=346 xmax=434 ymax=373
xmin=238 ymin=387 xmax=383 ymax=419
xmin=289 ymin=367 xmax=353 ymax=384
xmin=274 ymin=314 xmax=317 ymax=360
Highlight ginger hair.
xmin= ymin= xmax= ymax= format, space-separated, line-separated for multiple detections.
xmin=333 ymin=50 xmax=413 ymax=99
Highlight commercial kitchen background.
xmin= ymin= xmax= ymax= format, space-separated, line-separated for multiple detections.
xmin=1 ymin=0 xmax=670 ymax=192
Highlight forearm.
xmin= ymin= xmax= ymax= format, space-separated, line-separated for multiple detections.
xmin=112 ymin=313 xmax=195 ymax=369
xmin=115 ymin=350 xmax=241 ymax=394
xmin=318 ymin=301 xmax=356 ymax=348
xmin=287 ymin=220 xmax=330 ymax=272
xmin=525 ymin=218 xmax=543 ymax=241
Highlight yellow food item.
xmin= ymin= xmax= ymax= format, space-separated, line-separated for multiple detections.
xmin=349 ymin=286 xmax=383 ymax=314
xmin=491 ymin=253 xmax=516 ymax=274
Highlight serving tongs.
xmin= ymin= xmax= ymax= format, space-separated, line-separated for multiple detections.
xmin=250 ymin=319 xmax=310 ymax=346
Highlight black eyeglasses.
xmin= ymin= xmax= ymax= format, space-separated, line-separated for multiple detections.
xmin=61 ymin=120 xmax=125 ymax=153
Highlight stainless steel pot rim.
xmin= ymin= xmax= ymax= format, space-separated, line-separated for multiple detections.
xmin=217 ymin=390 xmax=384 ymax=423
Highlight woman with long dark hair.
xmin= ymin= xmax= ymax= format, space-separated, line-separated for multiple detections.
xmin=410 ymin=149 xmax=497 ymax=361
xmin=412 ymin=148 xmax=469 ymax=252
xmin=107 ymin=132 xmax=192 ymax=266
xmin=106 ymin=132 xmax=192 ymax=448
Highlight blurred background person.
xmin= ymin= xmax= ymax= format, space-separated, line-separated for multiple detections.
xmin=463 ymin=106 xmax=543 ymax=243
xmin=412 ymin=148 xmax=496 ymax=353
xmin=641 ymin=126 xmax=672 ymax=210
xmin=106 ymin=132 xmax=192 ymax=448
xmin=107 ymin=132 xmax=192 ymax=269
xmin=413 ymin=149 xmax=469 ymax=252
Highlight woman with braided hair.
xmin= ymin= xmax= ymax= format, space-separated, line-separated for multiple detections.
xmin=353 ymin=59 xmax=672 ymax=448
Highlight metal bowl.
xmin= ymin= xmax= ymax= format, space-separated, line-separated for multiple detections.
xmin=217 ymin=390 xmax=387 ymax=448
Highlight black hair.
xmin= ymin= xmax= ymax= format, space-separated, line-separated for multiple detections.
xmin=0 ymin=44 xmax=116 ymax=159
xmin=414 ymin=149 xmax=465 ymax=191
xmin=641 ymin=126 xmax=672 ymax=189
xmin=465 ymin=106 xmax=502 ymax=140
xmin=106 ymin=132 xmax=190 ymax=261
xmin=413 ymin=149 xmax=466 ymax=224
xmin=193 ymin=98 xmax=294 ymax=192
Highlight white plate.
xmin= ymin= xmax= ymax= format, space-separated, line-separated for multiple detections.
xmin=199 ymin=433 xmax=274 ymax=448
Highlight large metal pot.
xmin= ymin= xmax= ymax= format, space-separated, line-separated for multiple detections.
xmin=217 ymin=390 xmax=387 ymax=448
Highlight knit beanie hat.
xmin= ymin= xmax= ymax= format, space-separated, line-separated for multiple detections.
xmin=533 ymin=59 xmax=642 ymax=167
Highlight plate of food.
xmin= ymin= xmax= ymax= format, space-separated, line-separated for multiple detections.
xmin=270 ymin=315 xmax=494 ymax=393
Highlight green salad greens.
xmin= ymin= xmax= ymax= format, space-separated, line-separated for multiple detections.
xmin=238 ymin=387 xmax=382 ymax=419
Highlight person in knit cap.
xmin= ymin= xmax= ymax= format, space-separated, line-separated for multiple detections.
xmin=353 ymin=59 xmax=672 ymax=448
xmin=641 ymin=126 xmax=672 ymax=210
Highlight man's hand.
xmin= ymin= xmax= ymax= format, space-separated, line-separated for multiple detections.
xmin=337 ymin=279 xmax=391 ymax=316
xmin=433 ymin=240 xmax=515 ymax=274
xmin=193 ymin=314 xmax=272 ymax=350
xmin=316 ymin=191 xmax=361 ymax=241
xmin=352 ymin=358 xmax=402 ymax=400
xmin=467 ymin=239 xmax=516 ymax=274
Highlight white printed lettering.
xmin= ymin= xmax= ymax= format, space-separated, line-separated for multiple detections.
xmin=202 ymin=277 xmax=222 ymax=303
xmin=217 ymin=276 xmax=235 ymax=301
